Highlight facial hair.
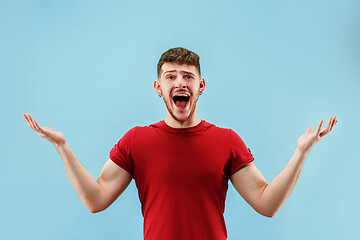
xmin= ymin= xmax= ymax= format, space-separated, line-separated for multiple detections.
xmin=162 ymin=89 xmax=200 ymax=124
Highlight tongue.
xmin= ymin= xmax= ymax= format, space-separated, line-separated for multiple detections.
xmin=175 ymin=100 xmax=187 ymax=108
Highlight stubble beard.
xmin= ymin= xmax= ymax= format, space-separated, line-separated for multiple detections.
xmin=163 ymin=90 xmax=200 ymax=124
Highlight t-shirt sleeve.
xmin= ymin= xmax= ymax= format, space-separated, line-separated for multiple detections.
xmin=228 ymin=129 xmax=254 ymax=176
xmin=109 ymin=127 xmax=136 ymax=177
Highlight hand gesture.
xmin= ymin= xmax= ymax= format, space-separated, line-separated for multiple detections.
xmin=23 ymin=113 xmax=66 ymax=147
xmin=297 ymin=116 xmax=337 ymax=154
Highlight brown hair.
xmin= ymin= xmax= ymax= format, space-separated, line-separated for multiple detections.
xmin=157 ymin=47 xmax=201 ymax=78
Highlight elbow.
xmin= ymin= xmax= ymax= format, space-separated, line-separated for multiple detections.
xmin=86 ymin=203 xmax=106 ymax=214
xmin=254 ymin=205 xmax=278 ymax=218
xmin=82 ymin=195 xmax=107 ymax=213
xmin=254 ymin=198 xmax=280 ymax=218
xmin=88 ymin=206 xmax=106 ymax=214
xmin=262 ymin=211 xmax=276 ymax=218
xmin=259 ymin=208 xmax=279 ymax=218
xmin=89 ymin=208 xmax=102 ymax=214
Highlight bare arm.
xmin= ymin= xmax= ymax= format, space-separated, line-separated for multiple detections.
xmin=23 ymin=113 xmax=132 ymax=213
xmin=231 ymin=149 xmax=307 ymax=218
xmin=231 ymin=116 xmax=337 ymax=217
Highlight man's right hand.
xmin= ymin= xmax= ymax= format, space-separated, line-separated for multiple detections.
xmin=23 ymin=113 xmax=66 ymax=148
xmin=23 ymin=113 xmax=132 ymax=213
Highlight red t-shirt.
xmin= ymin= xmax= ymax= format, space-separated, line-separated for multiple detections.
xmin=110 ymin=120 xmax=254 ymax=240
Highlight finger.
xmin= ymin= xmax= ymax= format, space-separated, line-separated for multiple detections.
xmin=33 ymin=119 xmax=42 ymax=132
xmin=330 ymin=117 xmax=336 ymax=131
xmin=326 ymin=117 xmax=332 ymax=130
xmin=305 ymin=126 xmax=313 ymax=134
xmin=320 ymin=117 xmax=332 ymax=135
xmin=34 ymin=119 xmax=46 ymax=135
xmin=321 ymin=116 xmax=337 ymax=136
xmin=330 ymin=116 xmax=337 ymax=131
xmin=28 ymin=114 xmax=37 ymax=131
xmin=23 ymin=114 xmax=32 ymax=128
xmin=24 ymin=114 xmax=34 ymax=130
xmin=316 ymin=120 xmax=323 ymax=135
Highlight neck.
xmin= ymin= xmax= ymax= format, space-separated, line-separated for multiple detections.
xmin=164 ymin=113 xmax=201 ymax=129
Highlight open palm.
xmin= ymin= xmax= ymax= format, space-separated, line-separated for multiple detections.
xmin=297 ymin=116 xmax=337 ymax=153
xmin=23 ymin=113 xmax=66 ymax=147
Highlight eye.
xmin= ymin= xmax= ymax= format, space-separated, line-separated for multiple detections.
xmin=166 ymin=75 xmax=175 ymax=80
xmin=185 ymin=75 xmax=193 ymax=79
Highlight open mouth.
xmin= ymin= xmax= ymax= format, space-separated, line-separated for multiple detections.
xmin=172 ymin=94 xmax=190 ymax=108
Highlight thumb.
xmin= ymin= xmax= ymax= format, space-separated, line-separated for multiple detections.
xmin=305 ymin=127 xmax=313 ymax=134
xmin=43 ymin=126 xmax=53 ymax=131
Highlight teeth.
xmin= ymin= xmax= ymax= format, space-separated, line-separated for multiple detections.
xmin=174 ymin=94 xmax=189 ymax=97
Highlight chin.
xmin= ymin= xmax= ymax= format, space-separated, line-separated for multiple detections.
xmin=173 ymin=114 xmax=191 ymax=123
xmin=171 ymin=105 xmax=197 ymax=124
xmin=164 ymin=96 xmax=198 ymax=124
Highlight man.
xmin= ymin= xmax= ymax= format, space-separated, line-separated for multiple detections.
xmin=23 ymin=47 xmax=337 ymax=240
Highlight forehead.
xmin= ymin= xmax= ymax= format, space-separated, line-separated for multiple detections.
xmin=161 ymin=62 xmax=199 ymax=76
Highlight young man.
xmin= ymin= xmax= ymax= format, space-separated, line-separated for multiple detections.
xmin=23 ymin=47 xmax=337 ymax=240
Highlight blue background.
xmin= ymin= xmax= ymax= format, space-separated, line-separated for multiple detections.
xmin=1 ymin=0 xmax=359 ymax=239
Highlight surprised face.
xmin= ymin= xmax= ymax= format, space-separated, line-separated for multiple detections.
xmin=154 ymin=62 xmax=205 ymax=125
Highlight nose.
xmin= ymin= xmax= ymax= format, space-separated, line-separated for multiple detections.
xmin=175 ymin=75 xmax=187 ymax=89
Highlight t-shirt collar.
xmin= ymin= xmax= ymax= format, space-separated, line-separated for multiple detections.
xmin=153 ymin=119 xmax=209 ymax=134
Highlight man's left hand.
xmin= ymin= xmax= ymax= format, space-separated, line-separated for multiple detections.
xmin=297 ymin=116 xmax=338 ymax=154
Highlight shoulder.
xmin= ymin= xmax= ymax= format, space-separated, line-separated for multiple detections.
xmin=121 ymin=121 xmax=163 ymax=138
xmin=205 ymin=121 xmax=239 ymax=136
xmin=124 ymin=121 xmax=163 ymax=133
xmin=205 ymin=122 xmax=249 ymax=147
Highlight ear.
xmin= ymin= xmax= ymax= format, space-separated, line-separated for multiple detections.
xmin=199 ymin=78 xmax=205 ymax=94
xmin=154 ymin=79 xmax=161 ymax=96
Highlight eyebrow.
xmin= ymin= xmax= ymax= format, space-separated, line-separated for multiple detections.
xmin=163 ymin=70 xmax=195 ymax=76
